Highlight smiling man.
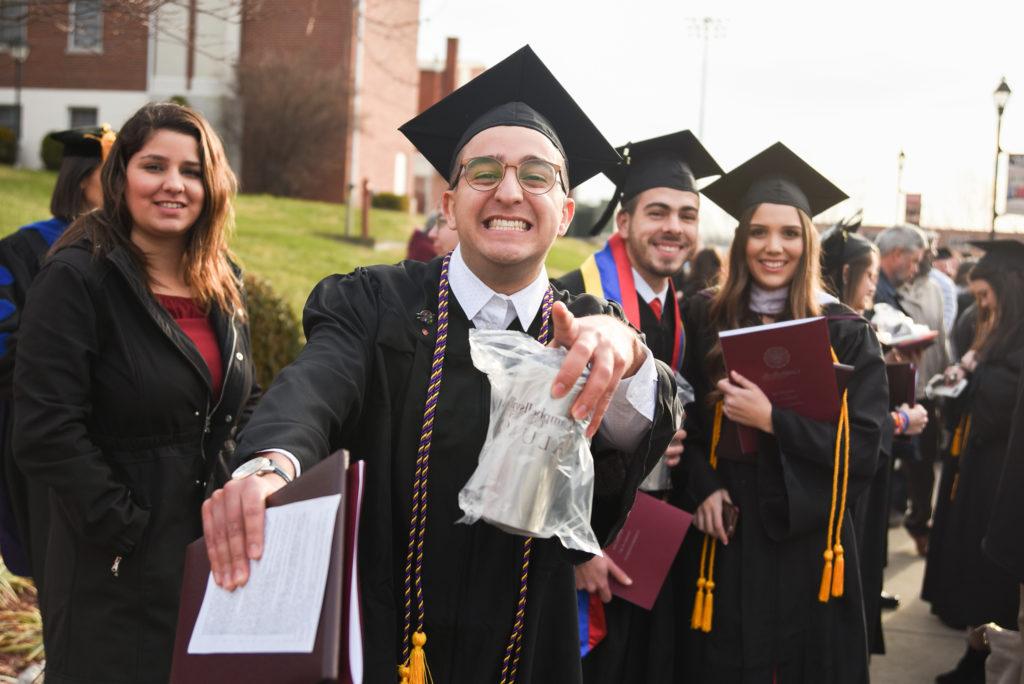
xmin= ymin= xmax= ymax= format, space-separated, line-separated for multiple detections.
xmin=554 ymin=131 xmax=721 ymax=683
xmin=199 ymin=46 xmax=678 ymax=684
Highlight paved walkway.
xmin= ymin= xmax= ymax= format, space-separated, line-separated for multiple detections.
xmin=870 ymin=526 xmax=965 ymax=683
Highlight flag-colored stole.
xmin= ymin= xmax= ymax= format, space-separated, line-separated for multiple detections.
xmin=576 ymin=590 xmax=607 ymax=657
xmin=579 ymin=233 xmax=685 ymax=370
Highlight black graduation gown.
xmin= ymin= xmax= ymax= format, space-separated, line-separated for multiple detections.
xmin=0 ymin=220 xmax=68 ymax=583
xmin=673 ymin=296 xmax=888 ymax=684
xmin=233 ymin=258 xmax=679 ymax=684
xmin=922 ymin=348 xmax=1022 ymax=629
xmin=557 ymin=266 xmax=682 ymax=684
xmin=983 ymin=371 xmax=1024 ymax=583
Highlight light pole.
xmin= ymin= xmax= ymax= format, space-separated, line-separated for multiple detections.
xmin=991 ymin=77 xmax=1011 ymax=241
xmin=897 ymin=148 xmax=906 ymax=223
xmin=9 ymin=41 xmax=30 ymax=165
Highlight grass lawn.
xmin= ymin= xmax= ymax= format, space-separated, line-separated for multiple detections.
xmin=0 ymin=166 xmax=598 ymax=317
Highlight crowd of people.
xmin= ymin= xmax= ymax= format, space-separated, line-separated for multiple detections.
xmin=0 ymin=44 xmax=1020 ymax=684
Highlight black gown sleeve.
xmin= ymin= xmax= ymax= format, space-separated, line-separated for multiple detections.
xmin=233 ymin=269 xmax=383 ymax=471
xmin=764 ymin=314 xmax=888 ymax=541
xmin=13 ymin=258 xmax=150 ymax=555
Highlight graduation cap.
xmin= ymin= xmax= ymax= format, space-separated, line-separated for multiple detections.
xmin=48 ymin=124 xmax=116 ymax=161
xmin=820 ymin=211 xmax=875 ymax=296
xmin=702 ymin=142 xmax=848 ymax=221
xmin=968 ymin=239 xmax=1024 ymax=271
xmin=399 ymin=45 xmax=618 ymax=190
xmin=934 ymin=247 xmax=954 ymax=261
xmin=587 ymin=130 xmax=722 ymax=236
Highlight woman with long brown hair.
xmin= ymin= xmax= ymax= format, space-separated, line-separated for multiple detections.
xmin=672 ymin=143 xmax=888 ymax=683
xmin=13 ymin=102 xmax=259 ymax=684
xmin=923 ymin=240 xmax=1024 ymax=683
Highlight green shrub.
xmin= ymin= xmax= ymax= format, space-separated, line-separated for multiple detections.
xmin=0 ymin=127 xmax=16 ymax=165
xmin=167 ymin=95 xmax=190 ymax=107
xmin=244 ymin=273 xmax=303 ymax=388
xmin=371 ymin=192 xmax=409 ymax=212
xmin=40 ymin=131 xmax=63 ymax=170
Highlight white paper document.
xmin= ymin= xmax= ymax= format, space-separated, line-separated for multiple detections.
xmin=187 ymin=494 xmax=342 ymax=654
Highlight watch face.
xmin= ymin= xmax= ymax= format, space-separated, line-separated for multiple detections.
xmin=232 ymin=456 xmax=272 ymax=480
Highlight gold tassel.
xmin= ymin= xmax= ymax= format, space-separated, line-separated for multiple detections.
xmin=950 ymin=474 xmax=960 ymax=501
xmin=398 ymin=665 xmax=410 ymax=684
xmin=407 ymin=631 xmax=429 ymax=684
xmin=831 ymin=544 xmax=845 ymax=597
xmin=818 ymin=548 xmax=834 ymax=603
xmin=691 ymin=576 xmax=706 ymax=629
xmin=701 ymin=579 xmax=715 ymax=632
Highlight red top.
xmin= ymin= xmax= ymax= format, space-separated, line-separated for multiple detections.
xmin=156 ymin=294 xmax=223 ymax=398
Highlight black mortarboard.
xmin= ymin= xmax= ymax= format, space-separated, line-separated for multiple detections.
xmin=969 ymin=239 xmax=1024 ymax=272
xmin=399 ymin=45 xmax=618 ymax=189
xmin=48 ymin=124 xmax=116 ymax=160
xmin=702 ymin=142 xmax=848 ymax=221
xmin=586 ymin=130 xmax=721 ymax=235
xmin=934 ymin=247 xmax=954 ymax=260
xmin=820 ymin=211 xmax=876 ymax=295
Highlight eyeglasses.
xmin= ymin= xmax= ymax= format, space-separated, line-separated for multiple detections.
xmin=452 ymin=156 xmax=566 ymax=195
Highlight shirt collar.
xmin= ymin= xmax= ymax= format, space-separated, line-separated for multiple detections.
xmin=448 ymin=245 xmax=550 ymax=328
xmin=631 ymin=267 xmax=668 ymax=306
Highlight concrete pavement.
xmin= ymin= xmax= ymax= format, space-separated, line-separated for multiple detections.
xmin=870 ymin=526 xmax=966 ymax=683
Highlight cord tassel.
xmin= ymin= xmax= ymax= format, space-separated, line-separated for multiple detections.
xmin=818 ymin=549 xmax=834 ymax=602
xmin=831 ymin=544 xmax=845 ymax=597
xmin=406 ymin=631 xmax=430 ymax=684
xmin=700 ymin=579 xmax=715 ymax=633
xmin=691 ymin=577 xmax=706 ymax=630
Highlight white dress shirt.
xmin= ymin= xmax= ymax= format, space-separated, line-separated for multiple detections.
xmin=631 ymin=268 xmax=668 ymax=311
xmin=261 ymin=246 xmax=660 ymax=475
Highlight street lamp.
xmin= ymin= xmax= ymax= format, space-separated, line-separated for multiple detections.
xmin=9 ymin=41 xmax=30 ymax=163
xmin=991 ymin=77 xmax=1011 ymax=240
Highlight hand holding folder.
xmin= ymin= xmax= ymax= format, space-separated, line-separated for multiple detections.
xmin=170 ymin=452 xmax=365 ymax=684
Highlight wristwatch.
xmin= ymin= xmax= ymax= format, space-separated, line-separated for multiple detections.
xmin=231 ymin=456 xmax=293 ymax=484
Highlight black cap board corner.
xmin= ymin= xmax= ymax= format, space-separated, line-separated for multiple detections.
xmin=48 ymin=124 xmax=116 ymax=160
xmin=399 ymin=45 xmax=618 ymax=189
xmin=968 ymin=239 xmax=1024 ymax=271
xmin=702 ymin=141 xmax=848 ymax=220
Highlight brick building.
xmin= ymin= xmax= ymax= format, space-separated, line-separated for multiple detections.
xmin=0 ymin=0 xmax=420 ymax=204
xmin=412 ymin=37 xmax=484 ymax=213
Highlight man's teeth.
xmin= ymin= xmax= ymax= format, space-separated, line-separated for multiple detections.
xmin=488 ymin=218 xmax=529 ymax=232
xmin=157 ymin=202 xmax=185 ymax=208
xmin=655 ymin=243 xmax=681 ymax=253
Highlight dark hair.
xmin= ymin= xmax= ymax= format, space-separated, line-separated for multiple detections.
xmin=820 ymin=227 xmax=879 ymax=305
xmin=954 ymin=259 xmax=976 ymax=287
xmin=620 ymin=194 xmax=640 ymax=216
xmin=50 ymin=155 xmax=102 ymax=222
xmin=967 ymin=260 xmax=1024 ymax=363
xmin=682 ymin=247 xmax=723 ymax=296
xmin=54 ymin=102 xmax=242 ymax=315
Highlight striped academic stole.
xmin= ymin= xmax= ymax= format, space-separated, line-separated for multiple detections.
xmin=576 ymin=590 xmax=607 ymax=657
xmin=579 ymin=233 xmax=685 ymax=371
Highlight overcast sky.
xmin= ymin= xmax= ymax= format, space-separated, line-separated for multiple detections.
xmin=416 ymin=0 xmax=1024 ymax=240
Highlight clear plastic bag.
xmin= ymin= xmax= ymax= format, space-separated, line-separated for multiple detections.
xmin=458 ymin=329 xmax=601 ymax=555
xmin=638 ymin=371 xmax=691 ymax=491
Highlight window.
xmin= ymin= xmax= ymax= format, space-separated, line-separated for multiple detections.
xmin=0 ymin=0 xmax=28 ymax=49
xmin=0 ymin=105 xmax=19 ymax=138
xmin=69 ymin=107 xmax=98 ymax=129
xmin=68 ymin=0 xmax=103 ymax=53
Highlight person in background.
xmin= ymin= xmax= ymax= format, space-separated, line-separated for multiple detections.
xmin=896 ymin=246 xmax=949 ymax=557
xmin=425 ymin=208 xmax=459 ymax=256
xmin=405 ymin=216 xmax=437 ymax=262
xmin=953 ymin=258 xmax=977 ymax=331
xmin=555 ymin=129 xmax=720 ymax=683
xmin=930 ymin=246 xmax=958 ymax=335
xmin=675 ymin=143 xmax=888 ymax=683
xmin=680 ymin=246 xmax=724 ymax=300
xmin=820 ymin=219 xmax=928 ymax=656
xmin=13 ymin=103 xmax=260 ymax=684
xmin=923 ymin=240 xmax=1024 ymax=684
xmin=0 ymin=125 xmax=115 ymax=584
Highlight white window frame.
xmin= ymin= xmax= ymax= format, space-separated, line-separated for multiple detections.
xmin=0 ymin=0 xmax=28 ymax=51
xmin=67 ymin=0 xmax=104 ymax=54
xmin=68 ymin=106 xmax=98 ymax=129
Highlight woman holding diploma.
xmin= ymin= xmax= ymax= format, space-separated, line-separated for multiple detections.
xmin=13 ymin=103 xmax=259 ymax=684
xmin=673 ymin=143 xmax=889 ymax=683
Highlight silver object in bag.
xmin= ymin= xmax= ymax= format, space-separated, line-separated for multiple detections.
xmin=458 ymin=329 xmax=601 ymax=555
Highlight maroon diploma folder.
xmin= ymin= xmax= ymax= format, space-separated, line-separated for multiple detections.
xmin=886 ymin=362 xmax=918 ymax=408
xmin=719 ymin=317 xmax=840 ymax=453
xmin=604 ymin=492 xmax=693 ymax=610
xmin=170 ymin=452 xmax=365 ymax=684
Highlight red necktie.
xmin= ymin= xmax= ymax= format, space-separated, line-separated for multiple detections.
xmin=649 ymin=298 xmax=663 ymax=320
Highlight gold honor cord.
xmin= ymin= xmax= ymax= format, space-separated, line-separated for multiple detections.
xmin=819 ymin=347 xmax=851 ymax=603
xmin=691 ymin=400 xmax=723 ymax=633
xmin=949 ymin=414 xmax=972 ymax=501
